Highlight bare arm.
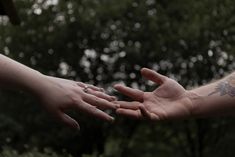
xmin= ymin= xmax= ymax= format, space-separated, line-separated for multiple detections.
xmin=114 ymin=68 xmax=235 ymax=120
xmin=0 ymin=54 xmax=44 ymax=93
xmin=190 ymin=72 xmax=235 ymax=117
xmin=0 ymin=54 xmax=118 ymax=129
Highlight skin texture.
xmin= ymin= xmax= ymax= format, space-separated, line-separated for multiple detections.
xmin=114 ymin=68 xmax=235 ymax=120
xmin=38 ymin=76 xmax=118 ymax=129
xmin=0 ymin=54 xmax=118 ymax=129
xmin=114 ymin=68 xmax=193 ymax=120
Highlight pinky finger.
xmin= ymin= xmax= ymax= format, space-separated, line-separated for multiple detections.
xmin=58 ymin=112 xmax=80 ymax=130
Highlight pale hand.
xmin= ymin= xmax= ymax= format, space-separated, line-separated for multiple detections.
xmin=35 ymin=75 xmax=118 ymax=129
xmin=114 ymin=68 xmax=193 ymax=120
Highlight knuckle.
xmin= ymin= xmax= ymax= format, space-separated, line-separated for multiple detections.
xmin=71 ymin=97 xmax=82 ymax=105
xmin=73 ymin=87 xmax=83 ymax=94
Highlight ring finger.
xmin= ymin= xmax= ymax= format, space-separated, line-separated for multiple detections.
xmin=77 ymin=82 xmax=105 ymax=92
xmin=83 ymin=93 xmax=119 ymax=109
xmin=85 ymin=88 xmax=116 ymax=101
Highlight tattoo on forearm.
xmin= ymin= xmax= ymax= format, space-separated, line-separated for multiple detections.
xmin=208 ymin=76 xmax=235 ymax=97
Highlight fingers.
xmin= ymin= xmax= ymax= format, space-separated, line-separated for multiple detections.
xmin=114 ymin=101 xmax=159 ymax=120
xmin=77 ymin=82 xmax=105 ymax=92
xmin=116 ymin=108 xmax=142 ymax=119
xmin=139 ymin=105 xmax=151 ymax=118
xmin=141 ymin=68 xmax=166 ymax=84
xmin=77 ymin=82 xmax=116 ymax=102
xmin=114 ymin=101 xmax=141 ymax=110
xmin=76 ymin=100 xmax=114 ymax=122
xmin=83 ymin=93 xmax=119 ymax=109
xmin=58 ymin=112 xmax=80 ymax=129
xmin=115 ymin=101 xmax=143 ymax=119
xmin=86 ymin=88 xmax=116 ymax=102
xmin=114 ymin=84 xmax=144 ymax=101
xmin=139 ymin=105 xmax=159 ymax=120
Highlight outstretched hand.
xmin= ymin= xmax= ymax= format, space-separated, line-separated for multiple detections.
xmin=36 ymin=76 xmax=118 ymax=129
xmin=114 ymin=68 xmax=193 ymax=120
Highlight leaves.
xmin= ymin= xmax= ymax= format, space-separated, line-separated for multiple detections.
xmin=0 ymin=0 xmax=235 ymax=156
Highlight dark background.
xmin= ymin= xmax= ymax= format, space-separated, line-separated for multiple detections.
xmin=0 ymin=0 xmax=235 ymax=157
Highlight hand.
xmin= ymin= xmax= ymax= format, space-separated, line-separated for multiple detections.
xmin=35 ymin=75 xmax=118 ymax=129
xmin=114 ymin=68 xmax=193 ymax=120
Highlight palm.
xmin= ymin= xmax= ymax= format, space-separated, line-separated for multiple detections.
xmin=143 ymin=78 xmax=191 ymax=120
xmin=115 ymin=68 xmax=192 ymax=120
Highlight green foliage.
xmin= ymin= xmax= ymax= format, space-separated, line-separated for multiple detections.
xmin=0 ymin=0 xmax=235 ymax=157
xmin=0 ymin=147 xmax=73 ymax=157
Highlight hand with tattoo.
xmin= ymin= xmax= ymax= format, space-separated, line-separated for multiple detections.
xmin=209 ymin=76 xmax=235 ymax=97
xmin=114 ymin=68 xmax=235 ymax=120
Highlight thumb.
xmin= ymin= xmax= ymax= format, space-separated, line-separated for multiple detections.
xmin=141 ymin=68 xmax=166 ymax=85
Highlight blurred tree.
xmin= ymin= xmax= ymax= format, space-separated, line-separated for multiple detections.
xmin=0 ymin=0 xmax=235 ymax=157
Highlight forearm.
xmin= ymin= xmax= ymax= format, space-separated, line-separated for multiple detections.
xmin=188 ymin=72 xmax=235 ymax=117
xmin=0 ymin=54 xmax=45 ymax=95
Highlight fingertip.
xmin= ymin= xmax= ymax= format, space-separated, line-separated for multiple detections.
xmin=59 ymin=113 xmax=80 ymax=130
xmin=113 ymin=84 xmax=121 ymax=89
xmin=111 ymin=96 xmax=118 ymax=101
xmin=113 ymin=101 xmax=120 ymax=105
xmin=110 ymin=117 xmax=115 ymax=122
xmin=114 ymin=84 xmax=127 ymax=89
xmin=141 ymin=67 xmax=152 ymax=75
xmin=106 ymin=115 xmax=115 ymax=122
xmin=113 ymin=101 xmax=121 ymax=108
xmin=69 ymin=120 xmax=80 ymax=130
xmin=138 ymin=104 xmax=146 ymax=110
xmin=112 ymin=102 xmax=120 ymax=109
xmin=113 ymin=100 xmax=118 ymax=104
xmin=99 ymin=87 xmax=105 ymax=92
xmin=110 ymin=100 xmax=120 ymax=108
xmin=141 ymin=67 xmax=148 ymax=72
xmin=141 ymin=67 xmax=151 ymax=74
xmin=116 ymin=109 xmax=122 ymax=114
xmin=115 ymin=104 xmax=120 ymax=108
xmin=76 ymin=123 xmax=81 ymax=130
xmin=116 ymin=108 xmax=126 ymax=115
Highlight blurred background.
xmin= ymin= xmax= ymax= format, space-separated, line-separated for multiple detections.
xmin=0 ymin=0 xmax=235 ymax=157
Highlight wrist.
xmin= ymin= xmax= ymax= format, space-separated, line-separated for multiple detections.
xmin=186 ymin=90 xmax=205 ymax=118
xmin=23 ymin=71 xmax=48 ymax=97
